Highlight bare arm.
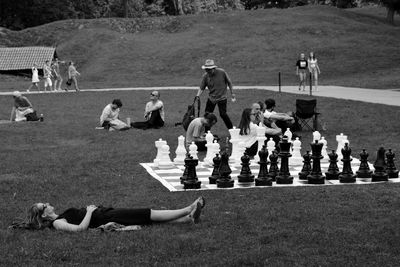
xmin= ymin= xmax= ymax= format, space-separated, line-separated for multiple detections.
xmin=52 ymin=205 xmax=97 ymax=232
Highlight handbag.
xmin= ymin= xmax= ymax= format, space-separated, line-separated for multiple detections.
xmin=66 ymin=78 xmax=72 ymax=86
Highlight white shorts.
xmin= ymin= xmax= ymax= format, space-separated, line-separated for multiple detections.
xmin=44 ymin=77 xmax=52 ymax=87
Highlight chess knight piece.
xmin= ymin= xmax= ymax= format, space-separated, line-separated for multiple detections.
xmin=338 ymin=143 xmax=356 ymax=183
xmin=238 ymin=152 xmax=255 ymax=183
xmin=217 ymin=148 xmax=234 ymax=188
xmin=298 ymin=151 xmax=312 ymax=180
xmin=307 ymin=140 xmax=326 ymax=184
xmin=255 ymin=145 xmax=272 ymax=186
xmin=386 ymin=149 xmax=399 ymax=178
xmin=276 ymin=136 xmax=294 ymax=184
xmin=355 ymin=149 xmax=372 ymax=178
xmin=209 ymin=153 xmax=221 ymax=184
xmin=325 ymin=150 xmax=340 ymax=180
xmin=371 ymin=147 xmax=389 ymax=182
xmin=183 ymin=154 xmax=201 ymax=189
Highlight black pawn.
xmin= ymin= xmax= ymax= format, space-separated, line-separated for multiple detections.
xmin=267 ymin=150 xmax=279 ymax=182
xmin=339 ymin=143 xmax=356 ymax=183
xmin=298 ymin=151 xmax=312 ymax=180
xmin=371 ymin=147 xmax=389 ymax=182
xmin=276 ymin=136 xmax=294 ymax=184
xmin=238 ymin=152 xmax=255 ymax=183
xmin=255 ymin=145 xmax=272 ymax=186
xmin=386 ymin=149 xmax=399 ymax=178
xmin=183 ymin=155 xmax=201 ymax=189
xmin=356 ymin=149 xmax=372 ymax=178
xmin=217 ymin=148 xmax=234 ymax=188
xmin=209 ymin=154 xmax=221 ymax=184
xmin=307 ymin=140 xmax=326 ymax=184
xmin=180 ymin=153 xmax=190 ymax=184
xmin=325 ymin=150 xmax=340 ymax=180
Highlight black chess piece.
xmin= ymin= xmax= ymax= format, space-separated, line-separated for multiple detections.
xmin=267 ymin=150 xmax=279 ymax=182
xmin=356 ymin=149 xmax=372 ymax=178
xmin=325 ymin=150 xmax=340 ymax=180
xmin=238 ymin=152 xmax=255 ymax=183
xmin=209 ymin=153 xmax=221 ymax=184
xmin=276 ymin=136 xmax=293 ymax=184
xmin=371 ymin=147 xmax=389 ymax=182
xmin=307 ymin=140 xmax=326 ymax=184
xmin=339 ymin=143 xmax=356 ymax=183
xmin=255 ymin=145 xmax=272 ymax=186
xmin=217 ymin=148 xmax=234 ymax=188
xmin=386 ymin=149 xmax=399 ymax=178
xmin=183 ymin=155 xmax=201 ymax=189
xmin=298 ymin=150 xmax=312 ymax=180
xmin=180 ymin=153 xmax=190 ymax=184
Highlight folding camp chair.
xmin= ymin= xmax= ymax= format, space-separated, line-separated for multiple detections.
xmin=294 ymin=99 xmax=320 ymax=131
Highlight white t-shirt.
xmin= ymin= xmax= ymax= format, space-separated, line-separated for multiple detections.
xmin=186 ymin=118 xmax=204 ymax=146
xmin=263 ymin=110 xmax=276 ymax=120
xmin=145 ymin=100 xmax=164 ymax=121
xmin=239 ymin=122 xmax=258 ymax=148
xmin=100 ymin=104 xmax=120 ymax=125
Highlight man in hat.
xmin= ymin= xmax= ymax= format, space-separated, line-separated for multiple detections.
xmin=10 ymin=91 xmax=40 ymax=122
xmin=195 ymin=59 xmax=235 ymax=130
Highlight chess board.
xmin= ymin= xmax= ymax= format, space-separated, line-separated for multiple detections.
xmin=140 ymin=158 xmax=400 ymax=192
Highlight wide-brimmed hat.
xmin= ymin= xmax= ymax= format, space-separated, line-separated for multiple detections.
xmin=13 ymin=91 xmax=22 ymax=97
xmin=202 ymin=59 xmax=217 ymax=69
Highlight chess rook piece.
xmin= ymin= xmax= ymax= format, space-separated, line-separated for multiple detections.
xmin=276 ymin=136 xmax=294 ymax=184
xmin=238 ymin=152 xmax=255 ymax=183
xmin=386 ymin=149 xmax=399 ymax=178
xmin=216 ymin=148 xmax=234 ymax=188
xmin=371 ymin=147 xmax=389 ymax=182
xmin=267 ymin=150 xmax=279 ymax=182
xmin=255 ymin=145 xmax=272 ymax=186
xmin=209 ymin=153 xmax=221 ymax=184
xmin=307 ymin=140 xmax=326 ymax=184
xmin=298 ymin=151 xmax=312 ymax=180
xmin=338 ymin=143 xmax=356 ymax=183
xmin=355 ymin=149 xmax=372 ymax=178
xmin=325 ymin=150 xmax=340 ymax=180
xmin=183 ymin=155 xmax=201 ymax=189
xmin=174 ymin=135 xmax=187 ymax=165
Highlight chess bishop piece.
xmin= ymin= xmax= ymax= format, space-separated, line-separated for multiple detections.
xmin=386 ymin=149 xmax=399 ymax=178
xmin=189 ymin=142 xmax=198 ymax=159
xmin=209 ymin=153 xmax=221 ymax=184
xmin=183 ymin=155 xmax=201 ymax=189
xmin=267 ymin=150 xmax=279 ymax=182
xmin=255 ymin=145 xmax=272 ymax=186
xmin=338 ymin=143 xmax=356 ymax=183
xmin=298 ymin=151 xmax=312 ymax=180
xmin=238 ymin=152 xmax=255 ymax=183
xmin=355 ymin=149 xmax=372 ymax=178
xmin=276 ymin=136 xmax=294 ymax=184
xmin=291 ymin=137 xmax=303 ymax=165
xmin=325 ymin=150 xmax=340 ymax=180
xmin=174 ymin=135 xmax=187 ymax=165
xmin=217 ymin=148 xmax=234 ymax=188
xmin=371 ymin=147 xmax=389 ymax=182
xmin=307 ymin=140 xmax=326 ymax=184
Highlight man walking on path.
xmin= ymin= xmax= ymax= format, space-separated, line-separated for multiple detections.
xmin=195 ymin=59 xmax=236 ymax=130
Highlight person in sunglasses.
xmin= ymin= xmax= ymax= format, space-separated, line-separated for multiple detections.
xmin=131 ymin=91 xmax=165 ymax=130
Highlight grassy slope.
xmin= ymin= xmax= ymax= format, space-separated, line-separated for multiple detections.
xmin=1 ymin=6 xmax=400 ymax=91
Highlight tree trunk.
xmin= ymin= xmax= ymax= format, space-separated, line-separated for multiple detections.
xmin=123 ymin=0 xmax=129 ymax=18
xmin=386 ymin=7 xmax=395 ymax=25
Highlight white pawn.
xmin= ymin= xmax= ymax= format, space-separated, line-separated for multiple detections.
xmin=291 ymin=137 xmax=303 ymax=165
xmin=266 ymin=137 xmax=276 ymax=156
xmin=320 ymin=136 xmax=329 ymax=162
xmin=154 ymin=138 xmax=167 ymax=167
xmin=336 ymin=133 xmax=348 ymax=160
xmin=234 ymin=141 xmax=246 ymax=167
xmin=189 ymin=142 xmax=198 ymax=159
xmin=174 ymin=135 xmax=186 ymax=165
xmin=284 ymin=128 xmax=293 ymax=141
xmin=158 ymin=144 xmax=174 ymax=169
xmin=312 ymin=131 xmax=321 ymax=142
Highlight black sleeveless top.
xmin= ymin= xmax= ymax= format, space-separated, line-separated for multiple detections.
xmin=55 ymin=207 xmax=114 ymax=228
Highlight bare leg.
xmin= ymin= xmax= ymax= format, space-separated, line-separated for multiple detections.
xmin=72 ymin=77 xmax=79 ymax=91
xmin=150 ymin=197 xmax=204 ymax=223
xmin=314 ymin=72 xmax=318 ymax=91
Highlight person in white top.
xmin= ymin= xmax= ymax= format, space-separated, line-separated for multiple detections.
xmin=308 ymin=52 xmax=321 ymax=91
xmin=263 ymin=98 xmax=295 ymax=134
xmin=100 ymin=99 xmax=130 ymax=131
xmin=131 ymin=91 xmax=165 ymax=130
xmin=238 ymin=108 xmax=259 ymax=157
xmin=27 ymin=63 xmax=40 ymax=92
xmin=43 ymin=60 xmax=53 ymax=92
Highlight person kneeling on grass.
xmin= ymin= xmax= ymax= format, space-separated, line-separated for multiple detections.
xmin=100 ymin=99 xmax=130 ymax=131
xmin=131 ymin=90 xmax=165 ymax=130
xmin=185 ymin=112 xmax=218 ymax=151
xmin=9 ymin=197 xmax=205 ymax=232
xmin=10 ymin=91 xmax=40 ymax=122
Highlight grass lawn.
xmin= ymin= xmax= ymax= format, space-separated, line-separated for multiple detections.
xmin=1 ymin=89 xmax=400 ymax=266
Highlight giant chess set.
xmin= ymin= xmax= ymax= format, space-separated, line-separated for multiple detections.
xmin=141 ymin=128 xmax=399 ymax=192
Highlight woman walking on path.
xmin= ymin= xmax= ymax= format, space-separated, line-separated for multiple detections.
xmin=27 ymin=64 xmax=40 ymax=92
xmin=308 ymin=52 xmax=321 ymax=91
xmin=67 ymin=61 xmax=81 ymax=92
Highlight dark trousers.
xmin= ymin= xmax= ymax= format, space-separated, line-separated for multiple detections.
xmin=205 ymin=98 xmax=233 ymax=130
xmin=245 ymin=141 xmax=259 ymax=157
xmin=131 ymin=109 xmax=164 ymax=129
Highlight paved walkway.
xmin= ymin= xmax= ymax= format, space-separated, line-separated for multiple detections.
xmin=1 ymin=85 xmax=399 ymax=106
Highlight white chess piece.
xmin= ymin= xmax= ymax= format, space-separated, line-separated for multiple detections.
xmin=154 ymin=138 xmax=167 ymax=167
xmin=204 ymin=135 xmax=217 ymax=167
xmin=266 ymin=137 xmax=276 ymax=156
xmin=174 ymin=135 xmax=187 ymax=165
xmin=320 ymin=136 xmax=329 ymax=162
xmin=291 ymin=137 xmax=303 ymax=165
xmin=312 ymin=131 xmax=321 ymax=142
xmin=234 ymin=141 xmax=246 ymax=167
xmin=284 ymin=128 xmax=293 ymax=141
xmin=254 ymin=123 xmax=266 ymax=162
xmin=336 ymin=133 xmax=348 ymax=160
xmin=158 ymin=144 xmax=174 ymax=169
xmin=189 ymin=142 xmax=198 ymax=159
xmin=229 ymin=127 xmax=241 ymax=164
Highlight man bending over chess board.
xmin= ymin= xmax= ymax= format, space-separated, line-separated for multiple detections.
xmin=186 ymin=112 xmax=217 ymax=151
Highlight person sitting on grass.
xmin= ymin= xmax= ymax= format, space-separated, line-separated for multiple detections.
xmin=185 ymin=112 xmax=218 ymax=151
xmin=131 ymin=90 xmax=165 ymax=130
xmin=9 ymin=197 xmax=205 ymax=232
xmin=100 ymin=99 xmax=130 ymax=131
xmin=263 ymin=98 xmax=295 ymax=133
xmin=10 ymin=91 xmax=40 ymax=122
xmin=251 ymin=102 xmax=282 ymax=142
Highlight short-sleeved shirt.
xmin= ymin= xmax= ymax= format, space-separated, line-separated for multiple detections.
xmin=263 ymin=110 xmax=277 ymax=120
xmin=186 ymin=117 xmax=205 ymax=147
xmin=200 ymin=68 xmax=232 ymax=103
xmin=145 ymin=100 xmax=164 ymax=121
xmin=100 ymin=104 xmax=120 ymax=125
xmin=296 ymin=59 xmax=308 ymax=70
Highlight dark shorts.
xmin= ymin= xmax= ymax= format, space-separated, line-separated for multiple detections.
xmin=90 ymin=207 xmax=152 ymax=227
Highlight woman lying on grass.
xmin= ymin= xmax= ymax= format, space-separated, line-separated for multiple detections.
xmin=10 ymin=197 xmax=205 ymax=232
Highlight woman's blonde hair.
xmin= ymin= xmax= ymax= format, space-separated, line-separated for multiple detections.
xmin=9 ymin=204 xmax=52 ymax=230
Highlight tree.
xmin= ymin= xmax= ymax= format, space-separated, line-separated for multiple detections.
xmin=381 ymin=0 xmax=400 ymax=24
